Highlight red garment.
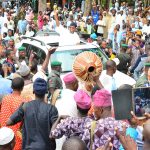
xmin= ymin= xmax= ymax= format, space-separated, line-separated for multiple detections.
xmin=0 ymin=93 xmax=28 ymax=150
xmin=38 ymin=15 xmax=44 ymax=30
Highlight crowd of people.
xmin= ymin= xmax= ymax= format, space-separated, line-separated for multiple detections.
xmin=0 ymin=0 xmax=150 ymax=150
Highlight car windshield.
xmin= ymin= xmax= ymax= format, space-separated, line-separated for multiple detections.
xmin=36 ymin=30 xmax=60 ymax=36
xmin=51 ymin=48 xmax=108 ymax=73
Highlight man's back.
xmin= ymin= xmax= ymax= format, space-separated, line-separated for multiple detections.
xmin=55 ymin=89 xmax=78 ymax=117
xmin=83 ymin=117 xmax=128 ymax=150
xmin=51 ymin=117 xmax=128 ymax=150
xmin=22 ymin=100 xmax=58 ymax=150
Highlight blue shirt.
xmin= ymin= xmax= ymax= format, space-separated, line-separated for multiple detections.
xmin=17 ymin=20 xmax=28 ymax=34
xmin=119 ymin=127 xmax=138 ymax=150
xmin=91 ymin=10 xmax=99 ymax=24
xmin=130 ymin=54 xmax=147 ymax=73
xmin=0 ymin=75 xmax=12 ymax=95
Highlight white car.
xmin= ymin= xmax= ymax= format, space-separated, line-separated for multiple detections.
xmin=19 ymin=36 xmax=136 ymax=86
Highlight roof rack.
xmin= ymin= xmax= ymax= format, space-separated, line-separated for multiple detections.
xmin=21 ymin=36 xmax=46 ymax=46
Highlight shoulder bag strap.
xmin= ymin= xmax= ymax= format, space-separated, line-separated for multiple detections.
xmin=51 ymin=89 xmax=61 ymax=105
xmin=90 ymin=121 xmax=96 ymax=150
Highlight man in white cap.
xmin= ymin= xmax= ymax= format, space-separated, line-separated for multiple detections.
xmin=0 ymin=127 xmax=15 ymax=150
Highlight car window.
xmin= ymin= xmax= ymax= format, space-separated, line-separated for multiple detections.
xmin=27 ymin=45 xmax=46 ymax=64
xmin=51 ymin=48 xmax=108 ymax=73
xmin=39 ymin=49 xmax=46 ymax=64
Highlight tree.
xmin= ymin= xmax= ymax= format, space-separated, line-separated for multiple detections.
xmin=84 ymin=0 xmax=92 ymax=16
xmin=38 ymin=0 xmax=47 ymax=12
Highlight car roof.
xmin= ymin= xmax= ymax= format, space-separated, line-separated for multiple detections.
xmin=20 ymin=36 xmax=100 ymax=53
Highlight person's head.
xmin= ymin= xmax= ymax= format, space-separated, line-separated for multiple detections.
xmin=51 ymin=61 xmax=62 ymax=73
xmin=134 ymin=39 xmax=141 ymax=47
xmin=86 ymin=18 xmax=91 ymax=25
xmin=116 ymin=24 xmax=120 ymax=31
xmin=77 ymin=14 xmax=81 ymax=20
xmin=63 ymin=72 xmax=78 ymax=91
xmin=18 ymin=46 xmax=26 ymax=59
xmin=135 ymin=17 xmax=140 ymax=22
xmin=69 ymin=22 xmax=77 ymax=34
xmin=62 ymin=136 xmax=87 ymax=150
xmin=69 ymin=15 xmax=74 ymax=21
xmin=17 ymin=64 xmax=30 ymax=78
xmin=120 ymin=44 xmax=128 ymax=52
xmin=8 ymin=29 xmax=13 ymax=37
xmin=4 ymin=23 xmax=7 ymax=27
xmin=135 ymin=30 xmax=142 ymax=37
xmin=3 ymin=32 xmax=7 ymax=38
xmin=93 ymin=89 xmax=112 ymax=120
xmin=120 ymin=10 xmax=123 ymax=15
xmin=97 ymin=36 xmax=102 ymax=45
xmin=92 ymin=5 xmax=97 ymax=11
xmin=122 ymin=23 xmax=126 ymax=30
xmin=33 ymin=78 xmax=47 ymax=99
xmin=129 ymin=9 xmax=134 ymax=15
xmin=90 ymin=33 xmax=97 ymax=41
xmin=118 ymin=84 xmax=132 ymax=90
xmin=103 ymin=11 xmax=107 ymax=16
xmin=111 ymin=9 xmax=116 ymax=16
xmin=5 ymin=50 xmax=15 ymax=60
xmin=101 ymin=40 xmax=107 ymax=49
xmin=106 ymin=60 xmax=117 ymax=75
xmin=74 ymin=89 xmax=91 ymax=116
xmin=144 ymin=57 xmax=150 ymax=76
xmin=11 ymin=77 xmax=24 ymax=92
xmin=0 ymin=127 xmax=15 ymax=150
xmin=99 ymin=15 xmax=103 ymax=20
xmin=8 ymin=39 xmax=14 ymax=47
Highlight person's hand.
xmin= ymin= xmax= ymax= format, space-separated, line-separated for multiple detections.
xmin=144 ymin=113 xmax=150 ymax=119
xmin=54 ymin=10 xmax=58 ymax=17
xmin=29 ymin=50 xmax=34 ymax=60
xmin=48 ymin=47 xmax=57 ymax=55
xmin=92 ymin=75 xmax=104 ymax=89
xmin=2 ymin=64 xmax=8 ymax=77
xmin=131 ymin=111 xmax=148 ymax=126
xmin=96 ymin=138 xmax=113 ymax=150
xmin=115 ymin=127 xmax=137 ymax=150
xmin=93 ymin=75 xmax=100 ymax=83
